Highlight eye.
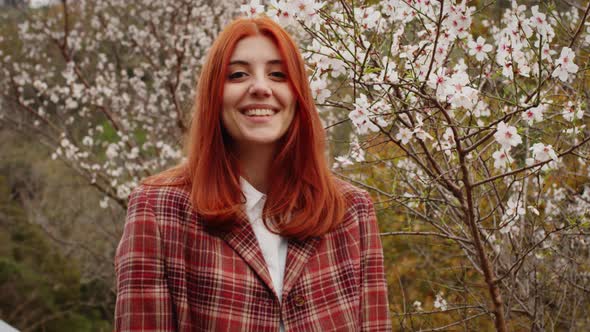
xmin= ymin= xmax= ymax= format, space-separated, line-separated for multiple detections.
xmin=270 ymin=71 xmax=287 ymax=80
xmin=228 ymin=71 xmax=247 ymax=80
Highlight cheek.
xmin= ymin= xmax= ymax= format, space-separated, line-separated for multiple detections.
xmin=220 ymin=110 xmax=238 ymax=138
xmin=276 ymin=87 xmax=296 ymax=112
xmin=222 ymin=85 xmax=237 ymax=109
xmin=221 ymin=87 xmax=241 ymax=131
xmin=285 ymin=107 xmax=296 ymax=127
xmin=278 ymin=91 xmax=296 ymax=129
xmin=284 ymin=93 xmax=297 ymax=125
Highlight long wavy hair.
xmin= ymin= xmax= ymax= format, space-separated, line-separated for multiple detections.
xmin=144 ymin=16 xmax=346 ymax=239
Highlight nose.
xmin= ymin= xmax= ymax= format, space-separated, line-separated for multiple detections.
xmin=248 ymin=78 xmax=272 ymax=97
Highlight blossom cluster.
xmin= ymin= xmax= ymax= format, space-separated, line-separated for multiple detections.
xmin=254 ymin=2 xmax=590 ymax=308
xmin=1 ymin=0 xmax=241 ymax=206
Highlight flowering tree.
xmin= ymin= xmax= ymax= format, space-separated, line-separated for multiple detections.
xmin=252 ymin=0 xmax=589 ymax=330
xmin=0 ymin=0 xmax=239 ymax=209
xmin=3 ymin=0 xmax=590 ymax=330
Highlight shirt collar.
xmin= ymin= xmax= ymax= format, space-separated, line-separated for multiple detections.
xmin=240 ymin=176 xmax=266 ymax=210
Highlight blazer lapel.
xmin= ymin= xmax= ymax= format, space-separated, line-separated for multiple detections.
xmin=222 ymin=216 xmax=323 ymax=302
xmin=281 ymin=236 xmax=322 ymax=301
xmin=222 ymin=217 xmax=276 ymax=298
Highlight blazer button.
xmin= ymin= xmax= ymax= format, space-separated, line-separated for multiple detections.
xmin=293 ymin=295 xmax=305 ymax=307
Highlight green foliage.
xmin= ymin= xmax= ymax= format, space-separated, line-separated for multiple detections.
xmin=0 ymin=174 xmax=112 ymax=331
xmin=98 ymin=120 xmax=118 ymax=143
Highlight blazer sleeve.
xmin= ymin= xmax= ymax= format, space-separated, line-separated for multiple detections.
xmin=114 ymin=187 xmax=176 ymax=332
xmin=359 ymin=190 xmax=392 ymax=331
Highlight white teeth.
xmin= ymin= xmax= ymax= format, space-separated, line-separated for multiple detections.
xmin=244 ymin=108 xmax=276 ymax=116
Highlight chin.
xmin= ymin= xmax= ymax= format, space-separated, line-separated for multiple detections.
xmin=245 ymin=137 xmax=282 ymax=145
xmin=242 ymin=130 xmax=285 ymax=143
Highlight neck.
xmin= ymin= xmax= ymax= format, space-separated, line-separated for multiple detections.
xmin=234 ymin=142 xmax=276 ymax=194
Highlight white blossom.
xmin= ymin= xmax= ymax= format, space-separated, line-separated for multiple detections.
xmin=413 ymin=301 xmax=423 ymax=311
xmin=379 ymin=60 xmax=399 ymax=84
xmin=468 ymin=36 xmax=492 ymax=62
xmin=349 ymin=94 xmax=380 ymax=134
xmin=562 ymin=101 xmax=584 ymax=122
xmin=106 ymin=143 xmax=119 ymax=160
xmin=413 ymin=126 xmax=433 ymax=141
xmin=310 ymin=77 xmax=331 ymax=104
xmin=492 ymin=149 xmax=513 ymax=170
xmin=500 ymin=196 xmax=525 ymax=235
xmin=521 ymin=104 xmax=546 ymax=125
xmin=99 ymin=196 xmax=109 ymax=209
xmin=427 ymin=67 xmax=450 ymax=101
xmin=494 ymin=121 xmax=522 ymax=150
xmin=349 ymin=136 xmax=365 ymax=162
xmin=434 ymin=292 xmax=448 ymax=311
xmin=82 ymin=136 xmax=93 ymax=146
xmin=117 ymin=184 xmax=131 ymax=199
xmin=529 ymin=6 xmax=550 ymax=38
xmin=241 ymin=0 xmax=265 ymax=17
xmin=267 ymin=0 xmax=296 ymax=26
xmin=396 ymin=127 xmax=413 ymax=145
xmin=354 ymin=6 xmax=382 ymax=31
xmin=552 ymin=47 xmax=578 ymax=82
xmin=333 ymin=155 xmax=353 ymax=168
xmin=526 ymin=143 xmax=558 ymax=170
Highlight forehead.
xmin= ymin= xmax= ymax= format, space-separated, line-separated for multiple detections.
xmin=230 ymin=35 xmax=283 ymax=63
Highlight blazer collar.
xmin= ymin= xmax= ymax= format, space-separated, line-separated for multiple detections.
xmin=223 ymin=220 xmax=322 ymax=302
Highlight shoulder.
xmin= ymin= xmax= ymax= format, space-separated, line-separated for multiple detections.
xmin=332 ymin=177 xmax=373 ymax=207
xmin=331 ymin=179 xmax=383 ymax=252
xmin=331 ymin=177 xmax=377 ymax=230
xmin=127 ymin=183 xmax=193 ymax=216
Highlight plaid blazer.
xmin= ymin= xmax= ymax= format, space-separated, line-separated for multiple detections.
xmin=114 ymin=180 xmax=391 ymax=331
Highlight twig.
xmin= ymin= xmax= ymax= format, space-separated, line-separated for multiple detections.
xmin=569 ymin=0 xmax=590 ymax=48
xmin=380 ymin=231 xmax=472 ymax=244
xmin=419 ymin=312 xmax=489 ymax=331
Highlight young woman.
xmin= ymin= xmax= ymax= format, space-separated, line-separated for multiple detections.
xmin=114 ymin=16 xmax=391 ymax=332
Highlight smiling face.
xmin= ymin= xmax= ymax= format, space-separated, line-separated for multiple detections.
xmin=221 ymin=35 xmax=296 ymax=152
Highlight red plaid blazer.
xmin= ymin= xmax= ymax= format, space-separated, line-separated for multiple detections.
xmin=114 ymin=180 xmax=391 ymax=331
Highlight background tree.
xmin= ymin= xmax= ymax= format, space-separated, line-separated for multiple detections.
xmin=256 ymin=0 xmax=590 ymax=330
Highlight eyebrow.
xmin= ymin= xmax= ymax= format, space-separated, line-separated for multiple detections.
xmin=228 ymin=59 xmax=284 ymax=66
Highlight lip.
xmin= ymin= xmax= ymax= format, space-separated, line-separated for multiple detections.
xmin=240 ymin=111 xmax=276 ymax=124
xmin=242 ymin=114 xmax=274 ymax=124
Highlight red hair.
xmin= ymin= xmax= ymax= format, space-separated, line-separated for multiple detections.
xmin=144 ymin=16 xmax=346 ymax=239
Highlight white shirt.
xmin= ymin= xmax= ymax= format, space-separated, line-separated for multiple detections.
xmin=240 ymin=177 xmax=287 ymax=331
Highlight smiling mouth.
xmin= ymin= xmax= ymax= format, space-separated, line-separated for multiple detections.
xmin=242 ymin=108 xmax=278 ymax=117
